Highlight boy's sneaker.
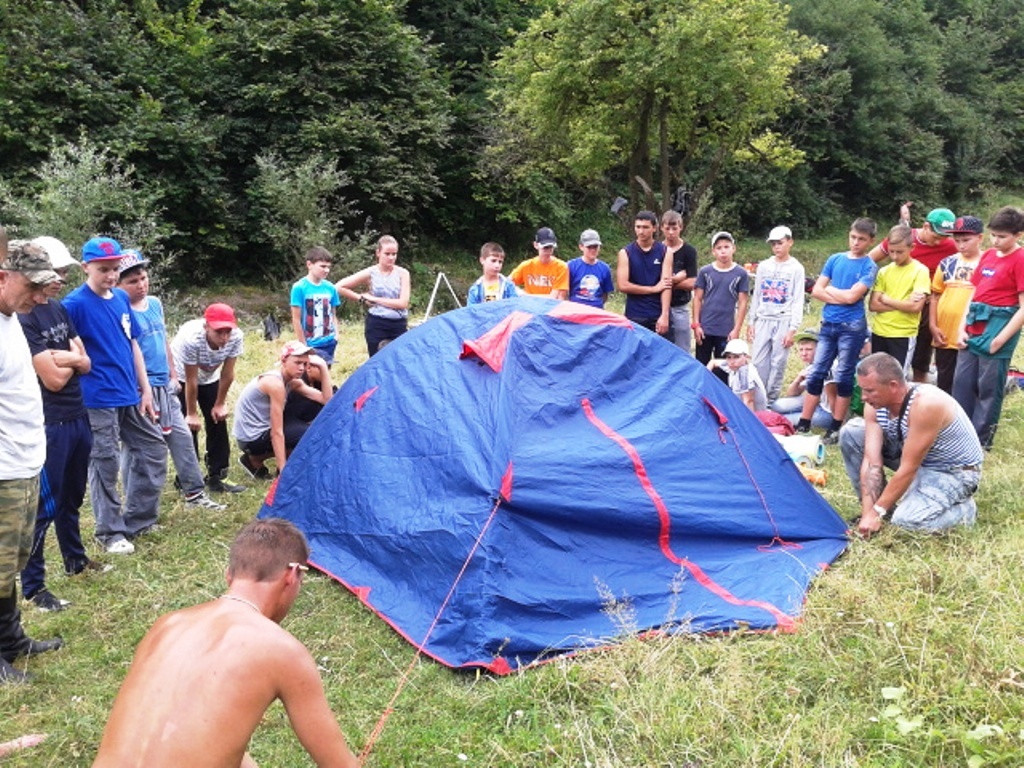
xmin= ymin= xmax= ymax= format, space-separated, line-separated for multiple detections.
xmin=207 ymin=476 xmax=246 ymax=494
xmin=29 ymin=589 xmax=71 ymax=612
xmin=104 ymin=538 xmax=135 ymax=555
xmin=238 ymin=454 xmax=271 ymax=480
xmin=794 ymin=424 xmax=810 ymax=435
xmin=67 ymin=559 xmax=114 ymax=576
xmin=822 ymin=429 xmax=840 ymax=445
xmin=185 ymin=491 xmax=226 ymax=511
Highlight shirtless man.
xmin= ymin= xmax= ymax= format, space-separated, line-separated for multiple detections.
xmin=838 ymin=352 xmax=983 ymax=538
xmin=93 ymin=518 xmax=359 ymax=767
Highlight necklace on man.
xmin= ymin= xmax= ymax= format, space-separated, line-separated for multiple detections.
xmin=219 ymin=594 xmax=261 ymax=614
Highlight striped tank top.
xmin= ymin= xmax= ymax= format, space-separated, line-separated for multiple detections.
xmin=876 ymin=385 xmax=984 ymax=470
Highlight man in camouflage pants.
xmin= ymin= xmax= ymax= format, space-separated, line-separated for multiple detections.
xmin=0 ymin=235 xmax=64 ymax=683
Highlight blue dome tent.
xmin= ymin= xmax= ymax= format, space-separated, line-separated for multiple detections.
xmin=259 ymin=297 xmax=849 ymax=673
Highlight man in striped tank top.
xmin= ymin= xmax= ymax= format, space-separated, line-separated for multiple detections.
xmin=838 ymin=352 xmax=983 ymax=538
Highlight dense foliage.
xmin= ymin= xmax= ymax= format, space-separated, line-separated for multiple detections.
xmin=0 ymin=0 xmax=1021 ymax=279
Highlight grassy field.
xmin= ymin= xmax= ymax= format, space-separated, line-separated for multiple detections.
xmin=2 ymin=221 xmax=1023 ymax=767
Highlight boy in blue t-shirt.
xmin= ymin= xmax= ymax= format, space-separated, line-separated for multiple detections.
xmin=62 ymin=237 xmax=167 ymax=554
xmin=118 ymin=250 xmax=227 ymax=510
xmin=568 ymin=229 xmax=614 ymax=308
xmin=797 ymin=218 xmax=878 ymax=443
xmin=290 ymin=246 xmax=341 ymax=365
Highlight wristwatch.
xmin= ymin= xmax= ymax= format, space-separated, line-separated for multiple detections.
xmin=872 ymin=503 xmax=887 ymax=517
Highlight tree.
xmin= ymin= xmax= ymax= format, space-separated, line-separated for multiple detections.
xmin=490 ymin=0 xmax=822 ymax=218
xmin=209 ymin=0 xmax=453 ymax=248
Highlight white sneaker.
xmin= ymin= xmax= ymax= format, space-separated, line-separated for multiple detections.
xmin=105 ymin=538 xmax=135 ymax=555
xmin=185 ymin=492 xmax=226 ymax=511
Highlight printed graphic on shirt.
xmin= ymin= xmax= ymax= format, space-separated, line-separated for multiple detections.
xmin=758 ymin=278 xmax=791 ymax=305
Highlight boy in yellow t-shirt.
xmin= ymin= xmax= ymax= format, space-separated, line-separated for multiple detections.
xmin=868 ymin=224 xmax=930 ymax=371
xmin=929 ymin=215 xmax=983 ymax=393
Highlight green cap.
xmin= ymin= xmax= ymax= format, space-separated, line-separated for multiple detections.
xmin=793 ymin=328 xmax=819 ymax=343
xmin=925 ymin=208 xmax=956 ymax=236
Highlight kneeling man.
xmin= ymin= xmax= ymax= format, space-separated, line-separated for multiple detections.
xmin=93 ymin=518 xmax=358 ymax=767
xmin=839 ymin=352 xmax=983 ymax=537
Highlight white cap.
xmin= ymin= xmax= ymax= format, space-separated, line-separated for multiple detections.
xmin=579 ymin=229 xmax=602 ymax=246
xmin=766 ymin=226 xmax=792 ymax=242
xmin=723 ymin=338 xmax=750 ymax=356
xmin=30 ymin=236 xmax=79 ymax=270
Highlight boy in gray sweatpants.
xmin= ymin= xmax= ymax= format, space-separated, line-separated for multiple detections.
xmin=749 ymin=226 xmax=805 ymax=403
xmin=118 ymin=251 xmax=225 ymax=511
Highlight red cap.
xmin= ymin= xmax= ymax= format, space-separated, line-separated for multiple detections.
xmin=204 ymin=303 xmax=237 ymax=330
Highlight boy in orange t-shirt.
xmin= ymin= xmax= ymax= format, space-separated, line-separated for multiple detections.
xmin=929 ymin=216 xmax=983 ymax=393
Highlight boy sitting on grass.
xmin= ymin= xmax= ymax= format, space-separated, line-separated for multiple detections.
xmin=706 ymin=338 xmax=767 ymax=412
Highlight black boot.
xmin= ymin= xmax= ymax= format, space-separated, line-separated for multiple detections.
xmin=0 ymin=584 xmax=63 ymax=664
xmin=0 ymin=656 xmax=29 ymax=684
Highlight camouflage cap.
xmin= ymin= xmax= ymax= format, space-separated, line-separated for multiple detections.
xmin=0 ymin=240 xmax=60 ymax=285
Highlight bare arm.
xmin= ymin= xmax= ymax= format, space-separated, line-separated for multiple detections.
xmin=213 ymin=357 xmax=237 ymax=423
xmin=868 ymin=243 xmax=889 ymax=265
xmin=856 ymin=405 xmax=887 ymax=536
xmin=615 ymin=249 xmax=660 ymax=295
xmin=291 ymin=306 xmax=305 ymax=343
xmin=334 ymin=267 xmax=373 ymax=304
xmin=184 ymin=363 xmax=201 ymax=431
xmin=872 ymin=291 xmax=927 ymax=314
xmin=262 ymin=377 xmax=288 ymax=472
xmin=928 ymin=283 xmax=947 ymax=346
xmin=821 ymin=281 xmax=870 ymax=305
xmin=279 ymin=651 xmax=360 ymax=768
xmin=290 ymin=357 xmax=334 ymax=406
xmin=731 ymin=292 xmax=749 ymax=340
xmin=656 ymin=251 xmax=673 ymax=334
xmin=132 ymin=339 xmax=157 ymax=421
xmin=32 ymin=335 xmax=91 ymax=392
xmin=691 ymin=287 xmax=705 ymax=344
xmin=988 ymin=291 xmax=1024 ymax=355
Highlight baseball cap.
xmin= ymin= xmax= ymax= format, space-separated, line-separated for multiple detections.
xmin=118 ymin=249 xmax=150 ymax=274
xmin=723 ymin=338 xmax=750 ymax=356
xmin=535 ymin=227 xmax=557 ymax=248
xmin=579 ymin=229 xmax=602 ymax=247
xmin=947 ymin=215 xmax=984 ymax=235
xmin=1 ymin=240 xmax=60 ymax=285
xmin=793 ymin=328 xmax=819 ymax=343
xmin=280 ymin=340 xmax=314 ymax=361
xmin=82 ymin=236 xmax=123 ymax=262
xmin=925 ymin=208 xmax=956 ymax=236
xmin=204 ymin=303 xmax=238 ymax=330
xmin=711 ymin=231 xmax=735 ymax=245
xmin=31 ymin=236 xmax=79 ymax=270
xmin=766 ymin=225 xmax=793 ymax=241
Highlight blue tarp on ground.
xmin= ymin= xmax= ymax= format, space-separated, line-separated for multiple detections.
xmin=259 ymin=297 xmax=849 ymax=673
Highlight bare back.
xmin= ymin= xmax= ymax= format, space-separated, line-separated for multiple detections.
xmin=93 ymin=600 xmax=352 ymax=768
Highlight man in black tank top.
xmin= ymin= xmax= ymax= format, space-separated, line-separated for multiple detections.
xmin=616 ymin=210 xmax=673 ymax=337
xmin=838 ymin=352 xmax=983 ymax=537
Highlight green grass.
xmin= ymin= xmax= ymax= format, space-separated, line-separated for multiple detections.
xmin=3 ymin=223 xmax=1024 ymax=766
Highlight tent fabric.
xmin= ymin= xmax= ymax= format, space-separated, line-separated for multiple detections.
xmin=259 ymin=297 xmax=849 ymax=673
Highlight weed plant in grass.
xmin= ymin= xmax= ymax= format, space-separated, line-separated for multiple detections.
xmin=2 ymin=239 xmax=1023 ymax=766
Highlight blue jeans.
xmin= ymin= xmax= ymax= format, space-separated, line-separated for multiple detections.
xmin=806 ymin=318 xmax=866 ymax=399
